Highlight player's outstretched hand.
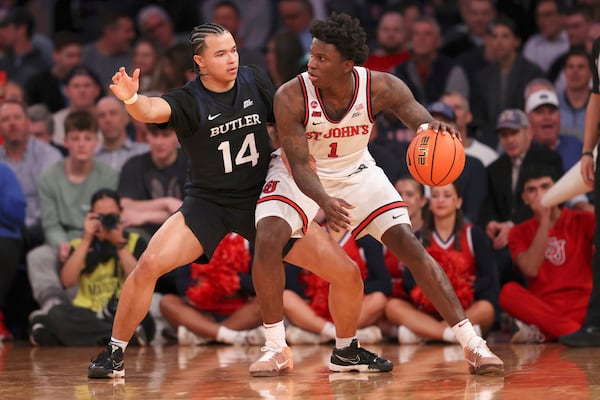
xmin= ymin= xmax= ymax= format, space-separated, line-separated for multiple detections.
xmin=321 ymin=196 xmax=355 ymax=232
xmin=110 ymin=67 xmax=140 ymax=102
xmin=418 ymin=121 xmax=462 ymax=141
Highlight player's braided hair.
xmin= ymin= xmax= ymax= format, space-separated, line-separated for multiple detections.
xmin=188 ymin=23 xmax=228 ymax=75
xmin=310 ymin=13 xmax=369 ymax=65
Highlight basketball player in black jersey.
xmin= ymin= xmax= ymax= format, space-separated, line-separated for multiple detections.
xmin=560 ymin=37 xmax=600 ymax=347
xmin=88 ymin=23 xmax=376 ymax=379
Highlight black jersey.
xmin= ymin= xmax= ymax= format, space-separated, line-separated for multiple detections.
xmin=162 ymin=66 xmax=275 ymax=205
xmin=593 ymin=37 xmax=599 ymax=95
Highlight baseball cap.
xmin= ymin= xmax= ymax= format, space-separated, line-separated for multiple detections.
xmin=427 ymin=101 xmax=456 ymax=122
xmin=525 ymin=89 xmax=559 ymax=113
xmin=496 ymin=109 xmax=529 ymax=131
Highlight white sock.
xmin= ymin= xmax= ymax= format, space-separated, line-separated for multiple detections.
xmin=452 ymin=319 xmax=478 ymax=348
xmin=320 ymin=322 xmax=336 ymax=340
xmin=442 ymin=326 xmax=458 ymax=343
xmin=264 ymin=321 xmax=287 ymax=348
xmin=109 ymin=336 xmax=128 ymax=352
xmin=216 ymin=326 xmax=237 ymax=344
xmin=398 ymin=325 xmax=422 ymax=344
xmin=335 ymin=336 xmax=355 ymax=349
xmin=474 ymin=324 xmax=482 ymax=337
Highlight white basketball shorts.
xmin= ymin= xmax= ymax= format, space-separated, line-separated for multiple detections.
xmin=255 ymin=149 xmax=411 ymax=240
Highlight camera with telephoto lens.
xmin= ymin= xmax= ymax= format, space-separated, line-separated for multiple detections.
xmin=95 ymin=213 xmax=120 ymax=230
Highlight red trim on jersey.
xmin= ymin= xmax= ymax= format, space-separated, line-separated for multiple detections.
xmin=257 ymin=195 xmax=309 ymax=235
xmin=365 ymin=68 xmax=374 ymax=123
xmin=351 ymin=201 xmax=408 ymax=239
xmin=298 ymin=75 xmax=309 ymax=127
xmin=315 ymin=68 xmax=360 ymax=123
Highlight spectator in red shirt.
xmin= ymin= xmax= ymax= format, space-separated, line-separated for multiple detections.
xmin=500 ymin=165 xmax=594 ymax=343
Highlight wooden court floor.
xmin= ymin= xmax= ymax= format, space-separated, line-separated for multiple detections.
xmin=1 ymin=340 xmax=599 ymax=399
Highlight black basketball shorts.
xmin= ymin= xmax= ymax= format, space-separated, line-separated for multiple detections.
xmin=179 ymin=195 xmax=257 ymax=261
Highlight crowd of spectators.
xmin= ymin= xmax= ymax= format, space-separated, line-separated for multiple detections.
xmin=1 ymin=0 xmax=599 ymax=348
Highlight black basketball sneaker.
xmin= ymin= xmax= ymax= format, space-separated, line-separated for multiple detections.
xmin=328 ymin=339 xmax=393 ymax=373
xmin=88 ymin=344 xmax=125 ymax=379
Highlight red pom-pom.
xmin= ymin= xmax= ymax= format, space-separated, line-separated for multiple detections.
xmin=186 ymin=233 xmax=250 ymax=314
xmin=410 ymin=247 xmax=474 ymax=316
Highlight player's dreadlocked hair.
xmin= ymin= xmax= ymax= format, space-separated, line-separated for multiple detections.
xmin=310 ymin=13 xmax=369 ymax=65
xmin=189 ymin=23 xmax=228 ymax=75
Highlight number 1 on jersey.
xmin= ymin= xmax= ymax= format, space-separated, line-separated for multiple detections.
xmin=217 ymin=133 xmax=259 ymax=173
xmin=328 ymin=142 xmax=339 ymax=158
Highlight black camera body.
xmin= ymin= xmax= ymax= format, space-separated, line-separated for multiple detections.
xmin=95 ymin=213 xmax=120 ymax=230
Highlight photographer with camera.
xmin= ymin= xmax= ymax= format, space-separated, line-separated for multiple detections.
xmin=26 ymin=110 xmax=118 ymax=319
xmin=28 ymin=188 xmax=153 ymax=346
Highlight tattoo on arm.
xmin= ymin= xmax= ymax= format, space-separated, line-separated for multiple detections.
xmin=371 ymin=72 xmax=433 ymax=131
xmin=275 ymin=83 xmax=329 ymax=205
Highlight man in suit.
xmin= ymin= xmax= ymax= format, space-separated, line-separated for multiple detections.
xmin=482 ymin=108 xmax=563 ymax=284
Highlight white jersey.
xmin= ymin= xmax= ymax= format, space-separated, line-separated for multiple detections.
xmin=257 ymin=66 xmax=411 ymax=241
xmin=298 ymin=66 xmax=374 ymax=181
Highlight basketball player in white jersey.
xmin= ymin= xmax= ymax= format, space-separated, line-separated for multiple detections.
xmin=250 ymin=13 xmax=504 ymax=376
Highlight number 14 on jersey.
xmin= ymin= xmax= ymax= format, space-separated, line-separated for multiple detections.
xmin=217 ymin=133 xmax=259 ymax=173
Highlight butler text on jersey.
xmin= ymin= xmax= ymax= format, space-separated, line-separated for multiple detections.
xmin=210 ymin=114 xmax=262 ymax=137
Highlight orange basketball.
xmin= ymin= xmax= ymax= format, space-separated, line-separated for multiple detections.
xmin=406 ymin=128 xmax=465 ymax=186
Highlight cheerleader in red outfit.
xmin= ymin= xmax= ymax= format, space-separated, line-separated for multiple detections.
xmin=385 ymin=182 xmax=499 ymax=343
